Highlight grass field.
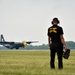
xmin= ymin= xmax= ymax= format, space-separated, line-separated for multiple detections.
xmin=0 ymin=50 xmax=75 ymax=75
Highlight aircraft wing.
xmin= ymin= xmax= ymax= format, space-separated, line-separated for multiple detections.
xmin=26 ymin=41 xmax=38 ymax=44
xmin=0 ymin=42 xmax=14 ymax=45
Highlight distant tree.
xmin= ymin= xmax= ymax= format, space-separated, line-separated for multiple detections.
xmin=66 ymin=41 xmax=75 ymax=49
xmin=0 ymin=41 xmax=75 ymax=50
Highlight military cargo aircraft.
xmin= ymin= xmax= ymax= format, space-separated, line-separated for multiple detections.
xmin=0 ymin=34 xmax=38 ymax=49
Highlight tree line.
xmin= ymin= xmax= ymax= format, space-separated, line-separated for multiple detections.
xmin=24 ymin=41 xmax=75 ymax=50
xmin=0 ymin=41 xmax=75 ymax=50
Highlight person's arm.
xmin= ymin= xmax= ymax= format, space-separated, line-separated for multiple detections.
xmin=60 ymin=35 xmax=67 ymax=50
xmin=48 ymin=36 xmax=51 ymax=47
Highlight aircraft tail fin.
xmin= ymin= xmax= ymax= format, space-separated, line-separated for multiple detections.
xmin=0 ymin=34 xmax=5 ymax=42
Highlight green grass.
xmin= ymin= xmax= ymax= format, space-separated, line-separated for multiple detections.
xmin=0 ymin=50 xmax=75 ymax=75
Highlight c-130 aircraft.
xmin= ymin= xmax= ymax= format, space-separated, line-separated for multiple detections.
xmin=0 ymin=34 xmax=38 ymax=49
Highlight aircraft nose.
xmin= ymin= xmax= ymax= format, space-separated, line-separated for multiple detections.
xmin=23 ymin=42 xmax=27 ymax=47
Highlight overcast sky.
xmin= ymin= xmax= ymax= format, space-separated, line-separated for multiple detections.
xmin=0 ymin=0 xmax=75 ymax=45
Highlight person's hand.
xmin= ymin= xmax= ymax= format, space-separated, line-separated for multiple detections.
xmin=64 ymin=45 xmax=67 ymax=51
xmin=48 ymin=44 xmax=50 ymax=50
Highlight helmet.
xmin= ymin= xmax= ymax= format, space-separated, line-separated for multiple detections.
xmin=51 ymin=17 xmax=60 ymax=24
xmin=63 ymin=49 xmax=70 ymax=59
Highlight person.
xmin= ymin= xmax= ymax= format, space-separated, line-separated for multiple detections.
xmin=47 ymin=17 xmax=67 ymax=69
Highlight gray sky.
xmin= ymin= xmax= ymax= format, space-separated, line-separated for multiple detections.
xmin=0 ymin=0 xmax=75 ymax=45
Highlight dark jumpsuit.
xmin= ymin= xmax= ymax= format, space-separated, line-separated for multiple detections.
xmin=48 ymin=25 xmax=63 ymax=69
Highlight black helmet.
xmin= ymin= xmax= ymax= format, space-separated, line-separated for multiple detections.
xmin=51 ymin=17 xmax=60 ymax=24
